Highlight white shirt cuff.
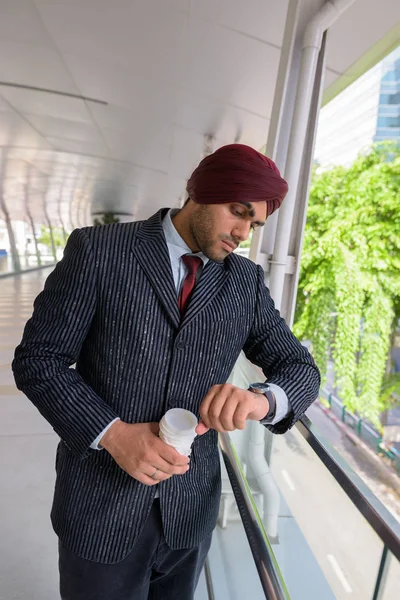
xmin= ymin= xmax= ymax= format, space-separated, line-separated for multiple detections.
xmin=90 ymin=418 xmax=120 ymax=450
xmin=266 ymin=383 xmax=290 ymax=425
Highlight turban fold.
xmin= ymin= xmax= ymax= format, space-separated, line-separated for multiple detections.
xmin=186 ymin=144 xmax=288 ymax=216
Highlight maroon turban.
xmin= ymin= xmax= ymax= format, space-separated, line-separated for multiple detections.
xmin=186 ymin=144 xmax=288 ymax=216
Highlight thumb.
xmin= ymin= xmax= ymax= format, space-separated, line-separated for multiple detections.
xmin=196 ymin=421 xmax=210 ymax=435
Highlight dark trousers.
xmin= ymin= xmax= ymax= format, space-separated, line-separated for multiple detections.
xmin=59 ymin=500 xmax=212 ymax=600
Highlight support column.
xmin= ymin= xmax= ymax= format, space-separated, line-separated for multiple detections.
xmin=255 ymin=0 xmax=355 ymax=324
xmin=43 ymin=187 xmax=57 ymax=263
xmin=24 ymin=173 xmax=42 ymax=267
xmin=242 ymin=0 xmax=329 ymax=538
xmin=0 ymin=152 xmax=20 ymax=273
xmin=252 ymin=0 xmax=326 ymax=316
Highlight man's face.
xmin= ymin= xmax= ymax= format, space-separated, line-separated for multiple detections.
xmin=189 ymin=201 xmax=267 ymax=262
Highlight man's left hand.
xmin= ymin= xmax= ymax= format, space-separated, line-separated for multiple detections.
xmin=195 ymin=384 xmax=269 ymax=435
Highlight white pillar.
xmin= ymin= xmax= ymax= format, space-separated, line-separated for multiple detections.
xmin=250 ymin=1 xmax=357 ymax=322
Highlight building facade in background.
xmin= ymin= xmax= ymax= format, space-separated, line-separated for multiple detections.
xmin=315 ymin=46 xmax=400 ymax=167
xmin=374 ymin=48 xmax=400 ymax=142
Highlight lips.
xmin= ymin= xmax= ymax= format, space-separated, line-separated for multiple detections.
xmin=221 ymin=239 xmax=237 ymax=252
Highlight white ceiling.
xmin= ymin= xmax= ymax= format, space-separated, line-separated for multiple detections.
xmin=0 ymin=0 xmax=399 ymax=228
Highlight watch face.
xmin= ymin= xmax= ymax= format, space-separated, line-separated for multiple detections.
xmin=249 ymin=383 xmax=270 ymax=393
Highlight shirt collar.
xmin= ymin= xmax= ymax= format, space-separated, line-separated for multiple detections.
xmin=162 ymin=209 xmax=209 ymax=265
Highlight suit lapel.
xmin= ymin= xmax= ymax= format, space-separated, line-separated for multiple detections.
xmin=181 ymin=260 xmax=230 ymax=329
xmin=132 ymin=208 xmax=231 ymax=330
xmin=131 ymin=210 xmax=181 ymax=329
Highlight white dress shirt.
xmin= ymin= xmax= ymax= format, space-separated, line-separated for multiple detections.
xmin=91 ymin=209 xmax=288 ymax=450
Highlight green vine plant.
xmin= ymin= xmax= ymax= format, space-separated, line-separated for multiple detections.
xmin=293 ymin=142 xmax=400 ymax=430
xmin=379 ymin=371 xmax=400 ymax=415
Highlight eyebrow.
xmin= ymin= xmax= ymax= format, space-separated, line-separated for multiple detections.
xmin=236 ymin=202 xmax=266 ymax=227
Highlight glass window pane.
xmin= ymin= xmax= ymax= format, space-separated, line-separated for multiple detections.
xmin=268 ymin=426 xmax=385 ymax=599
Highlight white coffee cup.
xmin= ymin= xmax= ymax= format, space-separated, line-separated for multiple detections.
xmin=159 ymin=408 xmax=198 ymax=457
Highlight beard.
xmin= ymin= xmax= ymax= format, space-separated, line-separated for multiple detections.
xmin=189 ymin=205 xmax=237 ymax=262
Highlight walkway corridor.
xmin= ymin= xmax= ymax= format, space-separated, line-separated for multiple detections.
xmin=0 ymin=269 xmax=59 ymax=599
xmin=0 ymin=268 xmax=209 ymax=600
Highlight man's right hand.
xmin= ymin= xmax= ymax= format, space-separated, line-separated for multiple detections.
xmin=100 ymin=421 xmax=190 ymax=486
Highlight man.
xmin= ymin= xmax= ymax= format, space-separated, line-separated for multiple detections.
xmin=13 ymin=144 xmax=320 ymax=600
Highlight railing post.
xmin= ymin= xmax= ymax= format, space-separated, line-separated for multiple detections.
xmin=372 ymin=545 xmax=391 ymax=600
xmin=203 ymin=557 xmax=216 ymax=600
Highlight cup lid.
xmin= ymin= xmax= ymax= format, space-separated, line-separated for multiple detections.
xmin=163 ymin=408 xmax=198 ymax=433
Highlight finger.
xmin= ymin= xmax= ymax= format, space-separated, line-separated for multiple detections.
xmin=144 ymin=427 xmax=188 ymax=467
xmin=196 ymin=421 xmax=209 ymax=435
xmin=137 ymin=472 xmax=173 ymax=486
xmin=232 ymin=402 xmax=249 ymax=430
xmin=207 ymin=388 xmax=231 ymax=432
xmin=134 ymin=472 xmax=161 ymax=486
xmin=143 ymin=467 xmax=174 ymax=482
xmin=155 ymin=439 xmax=190 ymax=466
xmin=199 ymin=385 xmax=221 ymax=428
xmin=151 ymin=469 xmax=181 ymax=482
xmin=219 ymin=396 xmax=240 ymax=431
xmin=147 ymin=456 xmax=190 ymax=476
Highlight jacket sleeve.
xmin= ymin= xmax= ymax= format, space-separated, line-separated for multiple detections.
xmin=12 ymin=228 xmax=119 ymax=458
xmin=243 ymin=265 xmax=320 ymax=434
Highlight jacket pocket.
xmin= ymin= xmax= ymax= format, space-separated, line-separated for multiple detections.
xmin=192 ymin=429 xmax=218 ymax=462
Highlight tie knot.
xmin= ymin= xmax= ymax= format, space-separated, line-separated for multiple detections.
xmin=182 ymin=254 xmax=202 ymax=274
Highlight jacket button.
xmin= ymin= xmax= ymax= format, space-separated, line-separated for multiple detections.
xmin=176 ymin=341 xmax=186 ymax=350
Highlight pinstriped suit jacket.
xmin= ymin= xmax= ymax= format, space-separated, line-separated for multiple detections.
xmin=13 ymin=208 xmax=320 ymax=563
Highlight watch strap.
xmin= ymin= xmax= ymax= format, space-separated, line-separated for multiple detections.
xmin=248 ymin=383 xmax=277 ymax=424
xmin=260 ymin=388 xmax=277 ymax=424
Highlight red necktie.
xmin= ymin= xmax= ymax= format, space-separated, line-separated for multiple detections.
xmin=178 ymin=255 xmax=202 ymax=314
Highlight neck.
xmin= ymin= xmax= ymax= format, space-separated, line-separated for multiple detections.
xmin=171 ymin=208 xmax=200 ymax=252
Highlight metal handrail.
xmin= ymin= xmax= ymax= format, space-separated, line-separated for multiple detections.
xmin=296 ymin=415 xmax=400 ymax=562
xmin=219 ymin=432 xmax=290 ymax=600
xmin=203 ymin=556 xmax=216 ymax=600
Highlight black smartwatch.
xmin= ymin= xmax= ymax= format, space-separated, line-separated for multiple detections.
xmin=248 ymin=382 xmax=276 ymax=424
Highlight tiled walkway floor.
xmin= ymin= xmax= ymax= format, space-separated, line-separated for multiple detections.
xmin=0 ymin=270 xmax=59 ymax=600
xmin=0 ymin=268 xmax=208 ymax=600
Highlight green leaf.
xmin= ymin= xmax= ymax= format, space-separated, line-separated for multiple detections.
xmin=294 ymin=141 xmax=400 ymax=425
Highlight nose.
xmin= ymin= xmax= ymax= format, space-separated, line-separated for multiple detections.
xmin=232 ymin=221 xmax=251 ymax=242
